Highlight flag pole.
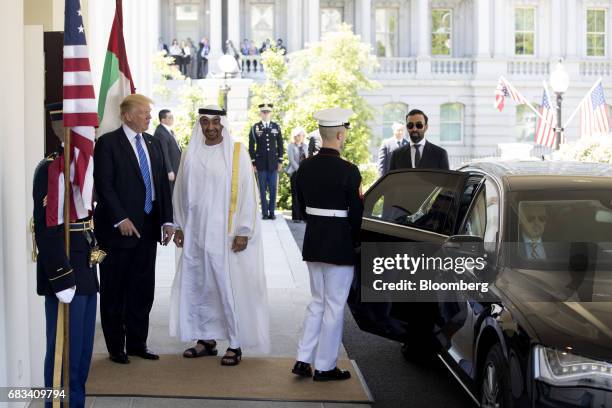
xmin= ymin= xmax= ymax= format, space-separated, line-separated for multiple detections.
xmin=563 ymin=78 xmax=603 ymax=129
xmin=501 ymin=76 xmax=549 ymax=124
xmin=62 ymin=126 xmax=71 ymax=406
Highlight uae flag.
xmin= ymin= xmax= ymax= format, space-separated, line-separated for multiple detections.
xmin=97 ymin=0 xmax=135 ymax=137
xmin=46 ymin=0 xmax=99 ymax=227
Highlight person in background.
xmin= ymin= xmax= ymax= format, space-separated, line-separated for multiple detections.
xmin=276 ymin=38 xmax=286 ymax=55
xmin=260 ymin=38 xmax=272 ymax=54
xmin=248 ymin=40 xmax=259 ymax=72
xmin=389 ymin=109 xmax=449 ymax=171
xmin=248 ymin=103 xmax=283 ymax=220
xmin=286 ymin=127 xmax=308 ymax=222
xmin=197 ymin=37 xmax=210 ymax=79
xmin=153 ymin=109 xmax=181 ymax=192
xmin=186 ymin=38 xmax=197 ymax=78
xmin=377 ymin=121 xmax=407 ymax=177
xmin=169 ymin=39 xmax=182 ymax=72
xmin=158 ymin=37 xmax=169 ymax=55
xmin=240 ymin=39 xmax=251 ymax=72
xmin=307 ymin=129 xmax=321 ymax=156
xmin=179 ymin=40 xmax=191 ymax=76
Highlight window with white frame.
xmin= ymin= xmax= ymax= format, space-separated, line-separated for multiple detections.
xmin=321 ymin=7 xmax=344 ymax=36
xmin=586 ymin=9 xmax=606 ymax=57
xmin=250 ymin=3 xmax=275 ymax=47
xmin=516 ymin=104 xmax=539 ymax=142
xmin=175 ymin=4 xmax=199 ymax=43
xmin=375 ymin=8 xmax=399 ymax=57
xmin=382 ymin=102 xmax=408 ymax=138
xmin=515 ymin=7 xmax=535 ymax=56
xmin=432 ymin=9 xmax=452 ymax=56
xmin=440 ymin=103 xmax=463 ymax=143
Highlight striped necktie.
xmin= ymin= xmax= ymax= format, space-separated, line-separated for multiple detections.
xmin=135 ymin=134 xmax=153 ymax=214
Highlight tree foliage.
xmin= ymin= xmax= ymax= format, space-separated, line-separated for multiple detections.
xmin=246 ymin=25 xmax=380 ymax=209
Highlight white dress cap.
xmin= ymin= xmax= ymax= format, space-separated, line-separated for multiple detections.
xmin=314 ymin=107 xmax=354 ymax=128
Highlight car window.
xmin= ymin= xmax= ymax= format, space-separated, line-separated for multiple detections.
xmin=459 ymin=179 xmax=500 ymax=244
xmin=507 ymin=190 xmax=612 ymax=271
xmin=364 ymin=170 xmax=466 ymax=236
xmin=461 ymin=189 xmax=486 ymax=238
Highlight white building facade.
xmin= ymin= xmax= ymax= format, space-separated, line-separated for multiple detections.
xmin=147 ymin=0 xmax=612 ymax=164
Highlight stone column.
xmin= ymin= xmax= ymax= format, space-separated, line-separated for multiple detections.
xmin=305 ymin=0 xmax=320 ymax=45
xmin=493 ymin=0 xmax=506 ymax=58
xmin=416 ymin=0 xmax=431 ymax=77
xmin=228 ymin=0 xmax=240 ymax=51
xmin=565 ymin=0 xmax=577 ymax=58
xmin=474 ymin=0 xmax=490 ymax=57
xmin=287 ymin=0 xmax=303 ymax=52
xmin=0 ymin=0 xmax=33 ymax=391
xmin=416 ymin=0 xmax=430 ymax=56
xmin=358 ymin=0 xmax=372 ymax=50
xmin=121 ymin=0 xmax=160 ymax=98
xmin=550 ymin=0 xmax=561 ymax=59
xmin=208 ymin=0 xmax=223 ymax=75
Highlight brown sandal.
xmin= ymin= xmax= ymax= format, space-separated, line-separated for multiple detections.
xmin=183 ymin=340 xmax=218 ymax=358
xmin=220 ymin=347 xmax=242 ymax=366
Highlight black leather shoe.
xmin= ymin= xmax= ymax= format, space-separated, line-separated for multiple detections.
xmin=109 ymin=352 xmax=130 ymax=364
xmin=291 ymin=361 xmax=313 ymax=377
xmin=262 ymin=214 xmax=269 ymax=220
xmin=313 ymin=367 xmax=351 ymax=382
xmin=127 ymin=349 xmax=160 ymax=360
xmin=269 ymin=214 xmax=276 ymax=220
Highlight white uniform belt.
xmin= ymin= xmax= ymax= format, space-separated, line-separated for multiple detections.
xmin=305 ymin=206 xmax=348 ymax=218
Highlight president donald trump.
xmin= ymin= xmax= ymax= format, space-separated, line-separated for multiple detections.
xmin=94 ymin=94 xmax=174 ymax=364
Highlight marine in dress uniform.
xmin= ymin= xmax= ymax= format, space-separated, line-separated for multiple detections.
xmin=248 ymin=103 xmax=284 ymax=219
xmin=292 ymin=108 xmax=364 ymax=382
xmin=34 ymin=103 xmax=100 ymax=408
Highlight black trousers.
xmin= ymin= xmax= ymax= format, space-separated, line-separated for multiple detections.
xmin=100 ymin=225 xmax=158 ymax=355
xmin=290 ymin=172 xmax=305 ymax=221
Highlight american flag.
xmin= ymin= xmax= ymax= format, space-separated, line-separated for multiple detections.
xmin=46 ymin=0 xmax=99 ymax=227
xmin=535 ymin=86 xmax=556 ymax=148
xmin=580 ymin=81 xmax=610 ymax=138
xmin=495 ymin=77 xmax=527 ymax=112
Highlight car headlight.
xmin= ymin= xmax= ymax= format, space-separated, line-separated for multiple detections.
xmin=534 ymin=345 xmax=612 ymax=391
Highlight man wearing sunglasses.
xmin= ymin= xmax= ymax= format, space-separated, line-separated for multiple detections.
xmin=389 ymin=109 xmax=449 ymax=171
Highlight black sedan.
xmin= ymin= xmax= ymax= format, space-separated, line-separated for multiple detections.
xmin=348 ymin=160 xmax=612 ymax=408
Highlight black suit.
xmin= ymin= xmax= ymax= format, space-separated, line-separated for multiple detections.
xmin=389 ymin=140 xmax=450 ymax=171
xmin=153 ymin=124 xmax=181 ymax=191
xmin=93 ymin=126 xmax=173 ymax=356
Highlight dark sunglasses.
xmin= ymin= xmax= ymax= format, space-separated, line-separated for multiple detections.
xmin=526 ymin=215 xmax=547 ymax=223
xmin=407 ymin=122 xmax=425 ymax=130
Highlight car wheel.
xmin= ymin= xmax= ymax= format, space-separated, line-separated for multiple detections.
xmin=480 ymin=344 xmax=512 ymax=408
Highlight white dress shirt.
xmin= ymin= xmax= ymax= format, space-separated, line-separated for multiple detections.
xmin=410 ymin=139 xmax=427 ymax=168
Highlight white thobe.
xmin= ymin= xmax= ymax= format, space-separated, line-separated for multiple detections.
xmin=170 ymin=136 xmax=269 ymax=353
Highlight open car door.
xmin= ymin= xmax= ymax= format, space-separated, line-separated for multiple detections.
xmin=348 ymin=169 xmax=470 ymax=343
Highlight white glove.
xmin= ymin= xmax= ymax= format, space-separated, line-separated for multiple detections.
xmin=56 ymin=286 xmax=76 ymax=304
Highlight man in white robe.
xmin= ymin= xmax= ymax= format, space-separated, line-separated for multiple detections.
xmin=169 ymin=105 xmax=269 ymax=365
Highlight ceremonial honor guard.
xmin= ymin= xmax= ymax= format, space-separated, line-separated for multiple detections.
xmin=292 ymin=108 xmax=363 ymax=381
xmin=248 ymin=103 xmax=284 ymax=219
xmin=33 ymin=103 xmax=101 ymax=407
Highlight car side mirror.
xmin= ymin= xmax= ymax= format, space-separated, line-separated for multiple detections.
xmin=442 ymin=235 xmax=485 ymax=258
